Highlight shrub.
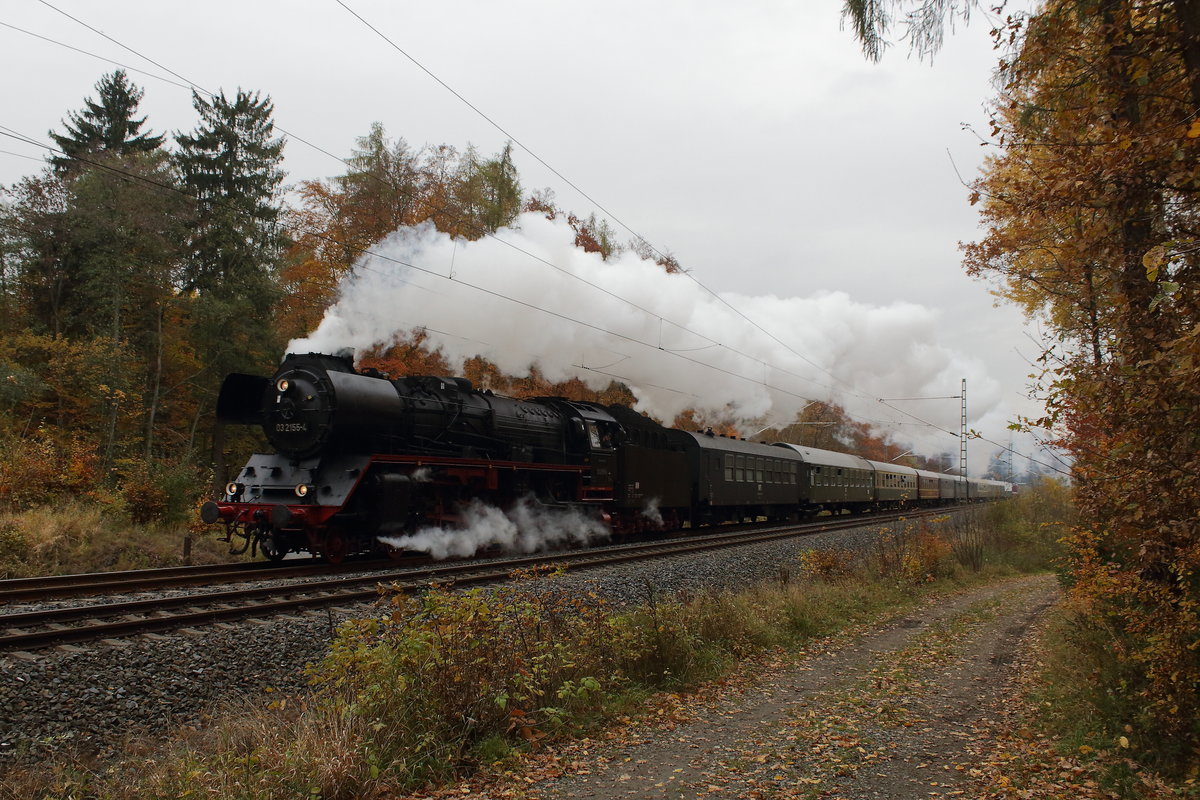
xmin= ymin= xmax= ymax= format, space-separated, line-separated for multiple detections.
xmin=797 ymin=547 xmax=859 ymax=581
xmin=0 ymin=426 xmax=101 ymax=513
xmin=0 ymin=503 xmax=232 ymax=577
xmin=117 ymin=459 xmax=202 ymax=524
xmin=310 ymin=568 xmax=621 ymax=788
xmin=872 ymin=518 xmax=954 ymax=584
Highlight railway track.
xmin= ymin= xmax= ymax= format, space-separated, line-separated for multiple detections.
xmin=0 ymin=557 xmax=399 ymax=604
xmin=0 ymin=508 xmax=951 ymax=653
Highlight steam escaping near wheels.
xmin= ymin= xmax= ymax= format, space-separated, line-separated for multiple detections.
xmin=378 ymin=495 xmax=610 ymax=560
xmin=640 ymin=498 xmax=664 ymax=527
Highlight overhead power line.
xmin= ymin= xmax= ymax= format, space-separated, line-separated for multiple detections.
xmin=6 ymin=5 xmax=1063 ymax=474
xmin=13 ymin=3 xmax=853 ymax=405
xmin=0 ymin=125 xmax=819 ymax=407
xmin=333 ymin=0 xmax=868 ymax=401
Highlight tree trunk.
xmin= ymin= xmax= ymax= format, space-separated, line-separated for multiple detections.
xmin=212 ymin=419 xmax=227 ymax=495
xmin=144 ymin=302 xmax=164 ymax=459
xmin=1172 ymin=0 xmax=1200 ymax=113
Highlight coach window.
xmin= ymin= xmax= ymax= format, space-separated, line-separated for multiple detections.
xmin=725 ymin=455 xmax=733 ymax=482
xmin=756 ymin=459 xmax=764 ymax=483
xmin=737 ymin=455 xmax=745 ymax=482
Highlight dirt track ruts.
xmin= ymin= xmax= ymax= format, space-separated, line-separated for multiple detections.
xmin=450 ymin=574 xmax=1058 ymax=800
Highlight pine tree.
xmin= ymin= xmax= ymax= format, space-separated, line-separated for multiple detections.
xmin=175 ymin=89 xmax=286 ymax=297
xmin=175 ymin=89 xmax=286 ymax=485
xmin=48 ymin=70 xmax=164 ymax=173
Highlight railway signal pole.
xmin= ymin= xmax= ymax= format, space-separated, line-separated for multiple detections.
xmin=960 ymin=378 xmax=967 ymax=480
xmin=879 ymin=379 xmax=968 ymax=481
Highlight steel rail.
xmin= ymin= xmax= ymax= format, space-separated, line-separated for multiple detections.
xmin=0 ymin=508 xmax=954 ymax=652
xmin=0 ymin=558 xmax=398 ymax=603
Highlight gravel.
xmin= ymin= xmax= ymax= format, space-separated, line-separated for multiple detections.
xmin=0 ymin=517 xmax=901 ymax=764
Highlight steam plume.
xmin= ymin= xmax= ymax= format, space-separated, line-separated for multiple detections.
xmin=289 ymin=214 xmax=1007 ymax=469
xmin=378 ymin=495 xmax=609 ymax=560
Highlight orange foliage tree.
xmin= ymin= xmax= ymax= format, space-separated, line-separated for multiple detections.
xmin=963 ymin=0 xmax=1200 ymax=768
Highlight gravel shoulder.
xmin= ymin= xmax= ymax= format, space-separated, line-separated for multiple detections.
xmin=0 ymin=520 xmax=895 ymax=763
xmin=438 ymin=573 xmax=1059 ymax=800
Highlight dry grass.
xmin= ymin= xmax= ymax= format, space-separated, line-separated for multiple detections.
xmin=0 ymin=502 xmax=234 ymax=578
xmin=3 ymin=502 xmax=1070 ymax=799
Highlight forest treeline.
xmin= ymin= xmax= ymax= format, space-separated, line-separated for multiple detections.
xmin=0 ymin=70 xmax=975 ymax=523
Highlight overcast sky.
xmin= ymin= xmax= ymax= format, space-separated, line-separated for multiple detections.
xmin=1 ymin=0 xmax=1055 ymax=475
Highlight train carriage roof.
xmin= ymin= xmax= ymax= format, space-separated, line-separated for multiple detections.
xmin=915 ymin=469 xmax=962 ymax=482
xmin=770 ymin=442 xmax=872 ymax=470
xmin=864 ymin=459 xmax=920 ymax=477
xmin=681 ymin=432 xmax=807 ymax=461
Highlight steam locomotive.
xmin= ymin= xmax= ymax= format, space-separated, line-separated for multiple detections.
xmin=200 ymin=352 xmax=1010 ymax=562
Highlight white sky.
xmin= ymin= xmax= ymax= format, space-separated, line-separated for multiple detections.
xmin=0 ymin=0 xmax=1054 ymax=475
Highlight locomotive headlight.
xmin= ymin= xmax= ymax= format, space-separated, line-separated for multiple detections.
xmin=276 ymin=378 xmax=290 ymax=393
xmin=225 ymin=482 xmax=244 ymax=497
xmin=294 ymin=483 xmax=312 ymax=498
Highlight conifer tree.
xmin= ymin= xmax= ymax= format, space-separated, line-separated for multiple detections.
xmin=175 ymin=89 xmax=286 ymax=484
xmin=175 ymin=89 xmax=286 ymax=298
xmin=48 ymin=70 xmax=164 ymax=173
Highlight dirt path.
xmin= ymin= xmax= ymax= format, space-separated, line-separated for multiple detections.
xmin=442 ymin=574 xmax=1058 ymax=800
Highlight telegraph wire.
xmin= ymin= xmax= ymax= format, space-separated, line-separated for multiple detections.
xmin=335 ymin=0 xmax=864 ymax=400
xmin=0 ymin=20 xmax=194 ymax=91
xmin=0 ymin=147 xmax=44 ymax=165
xmin=0 ymin=125 xmax=822 ymax=407
xmin=5 ymin=123 xmax=1064 ymax=472
xmin=0 ymin=126 xmax=957 ymax=452
xmin=7 ymin=10 xmax=1041 ymax=467
xmin=18 ymin=3 xmax=905 ymax=415
xmin=12 ymin=6 xmax=853 ymax=403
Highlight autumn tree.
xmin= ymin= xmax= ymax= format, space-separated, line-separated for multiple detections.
xmin=0 ymin=173 xmax=73 ymax=338
xmin=63 ymin=151 xmax=191 ymax=465
xmin=282 ymin=127 xmax=527 ymax=367
xmin=455 ymin=142 xmax=522 ymax=235
xmin=6 ymin=69 xmax=188 ymax=469
xmin=1 ymin=153 xmax=190 ymax=473
xmin=963 ymin=0 xmax=1200 ymax=768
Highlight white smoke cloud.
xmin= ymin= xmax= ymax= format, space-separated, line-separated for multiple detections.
xmin=289 ymin=214 xmax=1011 ymax=471
xmin=378 ymin=495 xmax=609 ymax=560
xmin=641 ymin=498 xmax=664 ymax=528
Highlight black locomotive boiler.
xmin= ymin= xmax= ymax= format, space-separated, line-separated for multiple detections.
xmin=201 ymin=352 xmax=630 ymax=561
xmin=201 ymin=352 xmax=1011 ymax=562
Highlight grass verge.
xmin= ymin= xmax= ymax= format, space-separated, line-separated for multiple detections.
xmin=969 ymin=605 xmax=1200 ymax=799
xmin=0 ymin=502 xmax=236 ymax=578
xmin=2 ymin=496 xmax=1066 ymax=800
